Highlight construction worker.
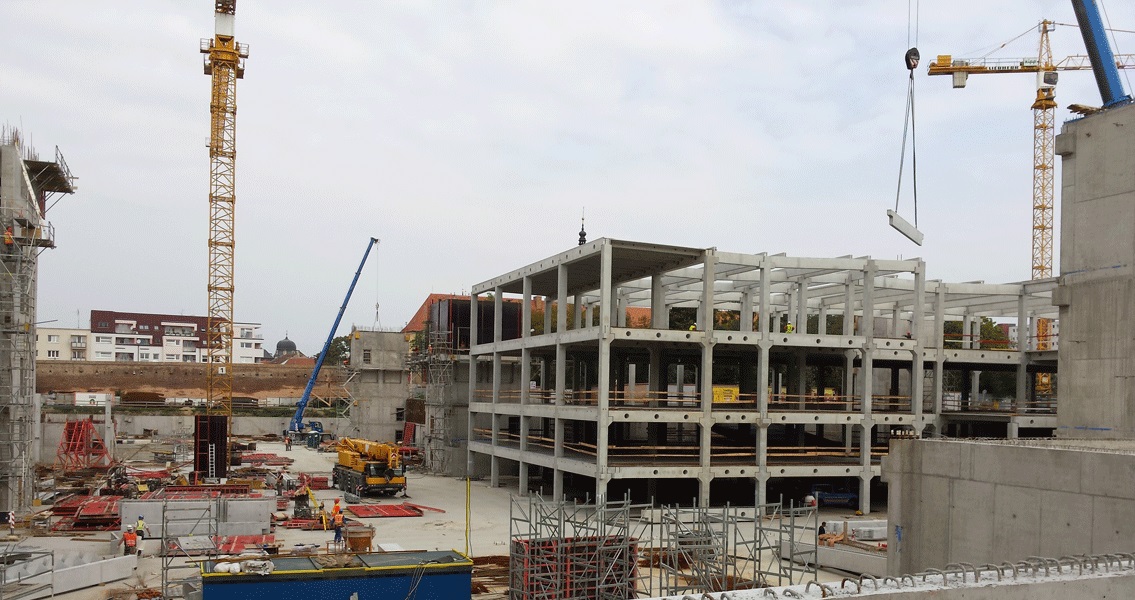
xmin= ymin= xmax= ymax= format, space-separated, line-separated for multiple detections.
xmin=332 ymin=497 xmax=341 ymax=516
xmin=333 ymin=510 xmax=344 ymax=545
xmin=818 ymin=521 xmax=827 ymax=536
xmin=6 ymin=511 xmax=14 ymax=536
xmin=135 ymin=515 xmax=147 ymax=540
xmin=688 ymin=324 xmax=696 ymax=331
xmin=2 ymin=227 xmax=12 ymax=252
xmin=121 ymin=526 xmax=138 ymax=556
xmin=285 ymin=436 xmax=293 ymax=452
xmin=785 ymin=322 xmax=795 ymax=334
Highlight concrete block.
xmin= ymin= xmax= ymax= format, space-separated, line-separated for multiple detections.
xmin=1080 ymin=452 xmax=1135 ymax=499
xmin=1090 ymin=495 xmax=1135 ymax=555
xmin=1038 ymin=489 xmax=1093 ymax=557
xmin=992 ymin=484 xmax=1041 ymax=561
xmin=919 ymin=441 xmax=960 ymax=478
xmin=947 ymin=479 xmax=995 ymax=565
xmin=970 ymin=445 xmax=1081 ymax=494
xmin=912 ymin=475 xmax=950 ymax=571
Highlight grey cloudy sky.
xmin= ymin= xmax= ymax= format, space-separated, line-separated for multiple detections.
xmin=4 ymin=1 xmax=1134 ymax=353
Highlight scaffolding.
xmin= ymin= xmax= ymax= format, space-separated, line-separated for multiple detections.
xmin=159 ymin=499 xmax=217 ymax=600
xmin=0 ymin=129 xmax=73 ymax=513
xmin=0 ymin=546 xmax=54 ymax=600
xmin=424 ymin=330 xmax=454 ymax=473
xmin=509 ymin=495 xmax=653 ymax=600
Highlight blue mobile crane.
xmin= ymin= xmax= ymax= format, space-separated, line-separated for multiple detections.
xmin=285 ymin=237 xmax=379 ymax=443
xmin=1071 ymin=0 xmax=1132 ymax=108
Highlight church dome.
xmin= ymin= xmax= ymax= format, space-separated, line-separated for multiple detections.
xmin=275 ymin=336 xmax=297 ymax=357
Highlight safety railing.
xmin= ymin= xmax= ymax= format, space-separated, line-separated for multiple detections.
xmin=941 ymin=397 xmax=1057 ymax=415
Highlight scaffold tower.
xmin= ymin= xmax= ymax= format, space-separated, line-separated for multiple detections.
xmin=0 ymin=127 xmax=74 ymax=513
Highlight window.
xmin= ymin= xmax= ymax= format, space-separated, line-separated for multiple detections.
xmin=47 ymin=335 xmax=59 ymax=342
xmin=363 ymin=349 xmax=372 ymax=364
xmin=240 ymin=342 xmax=252 ymax=348
xmin=140 ymin=353 xmax=150 ymax=359
xmin=71 ymin=350 xmax=85 ymax=360
xmin=95 ymin=336 xmax=112 ymax=344
xmin=70 ymin=335 xmax=85 ymax=343
xmin=383 ymin=370 xmax=402 ymax=384
xmin=140 ymin=325 xmax=149 ymax=330
xmin=95 ymin=351 xmax=112 ymax=359
xmin=395 ymin=407 xmax=406 ymax=422
xmin=98 ymin=321 xmax=108 ymax=328
xmin=47 ymin=350 xmax=59 ymax=358
xmin=165 ymin=354 xmax=177 ymax=360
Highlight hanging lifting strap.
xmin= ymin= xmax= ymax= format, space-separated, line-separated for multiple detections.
xmin=888 ymin=47 xmax=924 ymax=246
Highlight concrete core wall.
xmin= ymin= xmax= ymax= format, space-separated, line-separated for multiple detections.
xmin=348 ymin=330 xmax=409 ymax=443
xmin=1054 ymin=101 xmax=1135 ymax=438
xmin=883 ymin=439 xmax=1135 ymax=574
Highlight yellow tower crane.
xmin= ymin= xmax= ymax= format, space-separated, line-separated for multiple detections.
xmin=201 ymin=1 xmax=248 ymax=446
xmin=928 ymin=21 xmax=1133 ymax=361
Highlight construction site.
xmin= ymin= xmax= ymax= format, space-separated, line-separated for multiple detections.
xmin=4 ymin=0 xmax=1135 ymax=599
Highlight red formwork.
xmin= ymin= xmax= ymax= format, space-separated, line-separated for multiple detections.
xmin=298 ymin=473 xmax=330 ymax=490
xmin=240 ymin=453 xmax=294 ymax=467
xmin=214 ymin=534 xmax=275 ymax=554
xmin=510 ymin=536 xmax=639 ymax=600
xmin=346 ymin=503 xmax=430 ymax=518
xmin=56 ymin=418 xmax=113 ymax=470
xmin=52 ymin=495 xmax=122 ymax=531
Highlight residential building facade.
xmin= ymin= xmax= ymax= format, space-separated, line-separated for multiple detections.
xmin=36 ymin=310 xmax=265 ymax=363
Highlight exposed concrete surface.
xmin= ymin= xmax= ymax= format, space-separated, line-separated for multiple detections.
xmin=1055 ymin=101 xmax=1135 ymax=439
xmin=883 ymin=439 xmax=1135 ymax=574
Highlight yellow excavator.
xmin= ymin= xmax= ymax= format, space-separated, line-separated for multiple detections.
xmin=332 ymin=437 xmax=406 ymax=497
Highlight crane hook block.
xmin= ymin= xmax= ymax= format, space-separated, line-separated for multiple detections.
xmin=905 ymin=48 xmax=920 ymax=71
xmin=887 ymin=209 xmax=924 ymax=246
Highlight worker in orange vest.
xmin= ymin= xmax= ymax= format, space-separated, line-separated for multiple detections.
xmin=121 ymin=525 xmax=138 ymax=556
xmin=333 ymin=511 xmax=344 ymax=545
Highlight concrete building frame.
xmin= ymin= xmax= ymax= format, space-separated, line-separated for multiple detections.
xmin=466 ymin=239 xmax=1060 ymax=512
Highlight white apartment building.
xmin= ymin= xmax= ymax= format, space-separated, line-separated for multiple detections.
xmin=37 ymin=310 xmax=265 ymax=363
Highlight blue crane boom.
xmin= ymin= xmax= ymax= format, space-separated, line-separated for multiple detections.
xmin=288 ymin=237 xmax=379 ymax=435
xmin=1071 ymin=0 xmax=1132 ymax=107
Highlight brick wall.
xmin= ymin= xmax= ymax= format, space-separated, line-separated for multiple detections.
xmin=36 ymin=361 xmax=340 ymax=400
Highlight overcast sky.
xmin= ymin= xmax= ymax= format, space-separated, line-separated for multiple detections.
xmin=4 ymin=1 xmax=1134 ymax=354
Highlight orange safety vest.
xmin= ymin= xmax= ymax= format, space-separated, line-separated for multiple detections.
xmin=333 ymin=513 xmax=344 ymax=527
xmin=123 ymin=531 xmax=137 ymax=546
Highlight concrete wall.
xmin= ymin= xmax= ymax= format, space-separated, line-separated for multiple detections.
xmin=37 ymin=414 xmax=349 ymax=465
xmin=883 ymin=439 xmax=1135 ymax=574
xmin=120 ymin=497 xmax=273 ymax=537
xmin=347 ymin=329 xmax=409 ymax=444
xmin=1054 ymin=101 xmax=1135 ymax=438
xmin=36 ymin=360 xmax=335 ymax=400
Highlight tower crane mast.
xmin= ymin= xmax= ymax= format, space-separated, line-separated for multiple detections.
xmin=201 ymin=0 xmax=248 ymax=454
xmin=928 ymin=22 xmax=1133 ymax=356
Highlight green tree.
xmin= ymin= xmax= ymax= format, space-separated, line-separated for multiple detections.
xmin=325 ymin=334 xmax=350 ymax=365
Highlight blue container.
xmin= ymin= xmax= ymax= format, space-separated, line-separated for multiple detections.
xmin=201 ymin=550 xmax=472 ymax=600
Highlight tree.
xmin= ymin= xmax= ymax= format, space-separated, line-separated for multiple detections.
xmin=325 ymin=335 xmax=350 ymax=365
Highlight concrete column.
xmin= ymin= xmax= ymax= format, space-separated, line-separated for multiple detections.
xmin=617 ymin=291 xmax=628 ymax=327
xmin=911 ymin=263 xmax=925 ymax=419
xmin=651 ymin=274 xmax=667 ymax=329
xmin=757 ymin=424 xmax=768 ymax=470
xmin=698 ymin=476 xmax=711 ymax=508
xmin=595 ymin=474 xmax=609 ymax=504
xmin=818 ymin=305 xmax=828 ymax=335
xmin=648 ymin=347 xmax=661 ymax=400
xmin=1008 ymin=420 xmax=1020 ymax=440
xmin=700 ymin=251 xmax=716 ymax=474
xmin=574 ymin=294 xmax=583 ymax=330
xmin=786 ymin=290 xmax=797 ymax=333
xmin=494 ymin=286 xmax=503 ymax=344
xmin=859 ymin=471 xmax=872 ymax=515
xmin=797 ymin=278 xmax=809 ymax=333
xmin=756 ymin=472 xmax=770 ymax=510
xmin=467 ymin=294 xmax=479 ymax=476
xmin=1016 ymin=293 xmax=1029 ymax=409
xmin=844 ymin=275 xmax=855 ymax=336
xmin=844 ymin=351 xmax=855 ymax=411
xmin=31 ymin=394 xmax=42 ymax=464
xmin=519 ymin=461 xmax=528 ymax=496
xmin=597 ymin=242 xmax=613 ymax=477
xmin=759 ymin=264 xmax=771 ymax=339
xmin=104 ymin=399 xmax=115 ymax=461
xmin=544 ymin=296 xmax=552 ymax=335
xmin=553 ymin=468 xmax=563 ymax=501
xmin=862 ymin=262 xmax=876 ymax=417
xmin=757 ymin=344 xmax=770 ymax=417
xmin=741 ymin=291 xmax=754 ymax=332
xmin=556 ymin=266 xmax=567 ymax=405
xmin=522 ymin=276 xmax=532 ymax=339
xmin=891 ymin=305 xmax=901 ymax=338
